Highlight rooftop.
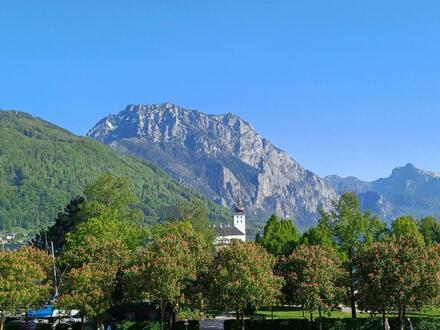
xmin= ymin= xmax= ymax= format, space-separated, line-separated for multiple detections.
xmin=214 ymin=226 xmax=244 ymax=237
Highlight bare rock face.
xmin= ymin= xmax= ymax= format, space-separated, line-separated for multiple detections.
xmin=325 ymin=163 xmax=440 ymax=222
xmin=88 ymin=103 xmax=338 ymax=227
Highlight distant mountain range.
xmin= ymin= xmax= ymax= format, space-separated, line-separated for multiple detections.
xmin=0 ymin=110 xmax=230 ymax=231
xmin=89 ymin=103 xmax=440 ymax=226
xmin=2 ymin=104 xmax=438 ymax=233
xmin=325 ymin=163 xmax=440 ymax=221
xmin=88 ymin=103 xmax=338 ymax=228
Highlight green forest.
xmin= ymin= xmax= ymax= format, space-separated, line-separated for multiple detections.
xmin=0 ymin=110 xmax=230 ymax=231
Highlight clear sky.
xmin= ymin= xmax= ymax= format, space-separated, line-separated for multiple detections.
xmin=1 ymin=1 xmax=439 ymax=181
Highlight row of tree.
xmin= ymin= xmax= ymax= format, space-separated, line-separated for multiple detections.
xmin=257 ymin=193 xmax=440 ymax=330
xmin=1 ymin=175 xmax=281 ymax=330
xmin=1 ymin=175 xmax=440 ymax=330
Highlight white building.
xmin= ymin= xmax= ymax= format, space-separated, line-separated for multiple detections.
xmin=214 ymin=197 xmax=246 ymax=246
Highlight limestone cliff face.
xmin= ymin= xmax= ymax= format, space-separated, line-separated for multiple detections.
xmin=88 ymin=103 xmax=338 ymax=227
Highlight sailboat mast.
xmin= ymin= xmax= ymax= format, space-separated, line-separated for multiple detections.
xmin=50 ymin=241 xmax=59 ymax=298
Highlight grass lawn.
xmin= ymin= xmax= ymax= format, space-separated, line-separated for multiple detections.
xmin=257 ymin=309 xmax=368 ymax=319
xmin=256 ymin=307 xmax=440 ymax=320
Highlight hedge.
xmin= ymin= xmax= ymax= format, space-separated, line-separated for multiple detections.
xmin=115 ymin=320 xmax=199 ymax=330
xmin=224 ymin=317 xmax=440 ymax=330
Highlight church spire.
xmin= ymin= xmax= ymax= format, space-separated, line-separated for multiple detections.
xmin=233 ymin=196 xmax=246 ymax=239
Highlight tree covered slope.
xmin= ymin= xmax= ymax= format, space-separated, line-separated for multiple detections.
xmin=0 ymin=110 xmax=230 ymax=230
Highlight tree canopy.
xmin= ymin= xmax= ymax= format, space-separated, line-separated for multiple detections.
xmin=256 ymin=214 xmax=300 ymax=256
xmin=418 ymin=216 xmax=440 ymax=245
xmin=208 ymin=240 xmax=282 ymax=327
xmin=0 ymin=247 xmax=52 ymax=330
xmin=279 ymin=245 xmax=344 ymax=329
xmin=355 ymin=235 xmax=440 ymax=329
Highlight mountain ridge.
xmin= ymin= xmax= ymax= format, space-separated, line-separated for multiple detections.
xmin=88 ymin=102 xmax=339 ymax=228
xmin=325 ymin=163 xmax=440 ymax=220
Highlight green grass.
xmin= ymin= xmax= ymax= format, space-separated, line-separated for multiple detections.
xmin=257 ymin=309 xmax=369 ymax=319
xmin=256 ymin=307 xmax=440 ymax=320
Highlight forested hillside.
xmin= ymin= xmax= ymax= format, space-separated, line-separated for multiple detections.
xmin=0 ymin=110 xmax=230 ymax=230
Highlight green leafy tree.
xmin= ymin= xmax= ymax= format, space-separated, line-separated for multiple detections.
xmin=59 ymin=206 xmax=143 ymax=327
xmin=320 ymin=192 xmax=385 ymax=319
xmin=354 ymin=240 xmax=398 ymax=330
xmin=300 ymin=222 xmax=335 ymax=249
xmin=126 ymin=222 xmax=203 ymax=330
xmin=172 ymin=198 xmax=215 ymax=246
xmin=256 ymin=214 xmax=300 ymax=256
xmin=391 ymin=215 xmax=424 ymax=242
xmin=279 ymin=245 xmax=344 ymax=330
xmin=208 ymin=240 xmax=283 ymax=329
xmin=34 ymin=174 xmax=144 ymax=255
xmin=418 ymin=216 xmax=440 ymax=245
xmin=0 ymin=247 xmax=52 ymax=330
xmin=354 ymin=235 xmax=440 ymax=330
xmin=83 ymin=174 xmax=143 ymax=223
xmin=58 ymin=263 xmax=116 ymax=330
xmin=61 ymin=212 xmax=143 ymax=269
xmin=364 ymin=212 xmax=387 ymax=243
xmin=59 ymin=237 xmax=132 ymax=328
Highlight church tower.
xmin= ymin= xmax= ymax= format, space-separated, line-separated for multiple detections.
xmin=233 ymin=197 xmax=246 ymax=238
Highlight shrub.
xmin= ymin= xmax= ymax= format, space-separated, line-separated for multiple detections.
xmin=54 ymin=324 xmax=69 ymax=330
xmin=36 ymin=324 xmax=52 ymax=330
xmin=115 ymin=321 xmax=136 ymax=330
xmin=224 ymin=317 xmax=440 ymax=330
xmin=71 ymin=323 xmax=83 ymax=330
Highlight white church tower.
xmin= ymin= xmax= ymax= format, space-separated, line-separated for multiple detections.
xmin=233 ymin=196 xmax=246 ymax=240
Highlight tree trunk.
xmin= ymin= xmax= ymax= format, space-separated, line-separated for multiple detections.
xmin=348 ymin=249 xmax=357 ymax=320
xmin=398 ymin=301 xmax=404 ymax=330
xmin=0 ymin=320 xmax=4 ymax=330
xmin=318 ymin=306 xmax=323 ymax=330
xmin=403 ymin=304 xmax=406 ymax=322
xmin=350 ymin=285 xmax=357 ymax=319
xmin=25 ymin=312 xmax=29 ymax=330
xmin=96 ymin=315 xmax=102 ymax=330
xmin=382 ymin=309 xmax=386 ymax=330
xmin=1 ymin=311 xmax=4 ymax=330
xmin=160 ymin=301 xmax=166 ymax=330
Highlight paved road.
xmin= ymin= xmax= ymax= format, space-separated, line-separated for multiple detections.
xmin=199 ymin=319 xmax=225 ymax=330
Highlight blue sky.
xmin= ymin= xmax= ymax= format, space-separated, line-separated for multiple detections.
xmin=1 ymin=1 xmax=439 ymax=181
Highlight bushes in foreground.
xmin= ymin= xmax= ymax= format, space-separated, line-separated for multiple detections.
xmin=224 ymin=317 xmax=440 ymax=330
xmin=115 ymin=320 xmax=199 ymax=330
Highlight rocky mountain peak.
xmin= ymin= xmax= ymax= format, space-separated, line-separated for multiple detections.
xmin=88 ymin=103 xmax=338 ymax=228
xmin=393 ymin=163 xmax=440 ymax=179
xmin=326 ymin=163 xmax=440 ymax=222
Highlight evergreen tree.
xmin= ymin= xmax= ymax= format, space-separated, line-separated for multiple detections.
xmin=32 ymin=196 xmax=85 ymax=255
